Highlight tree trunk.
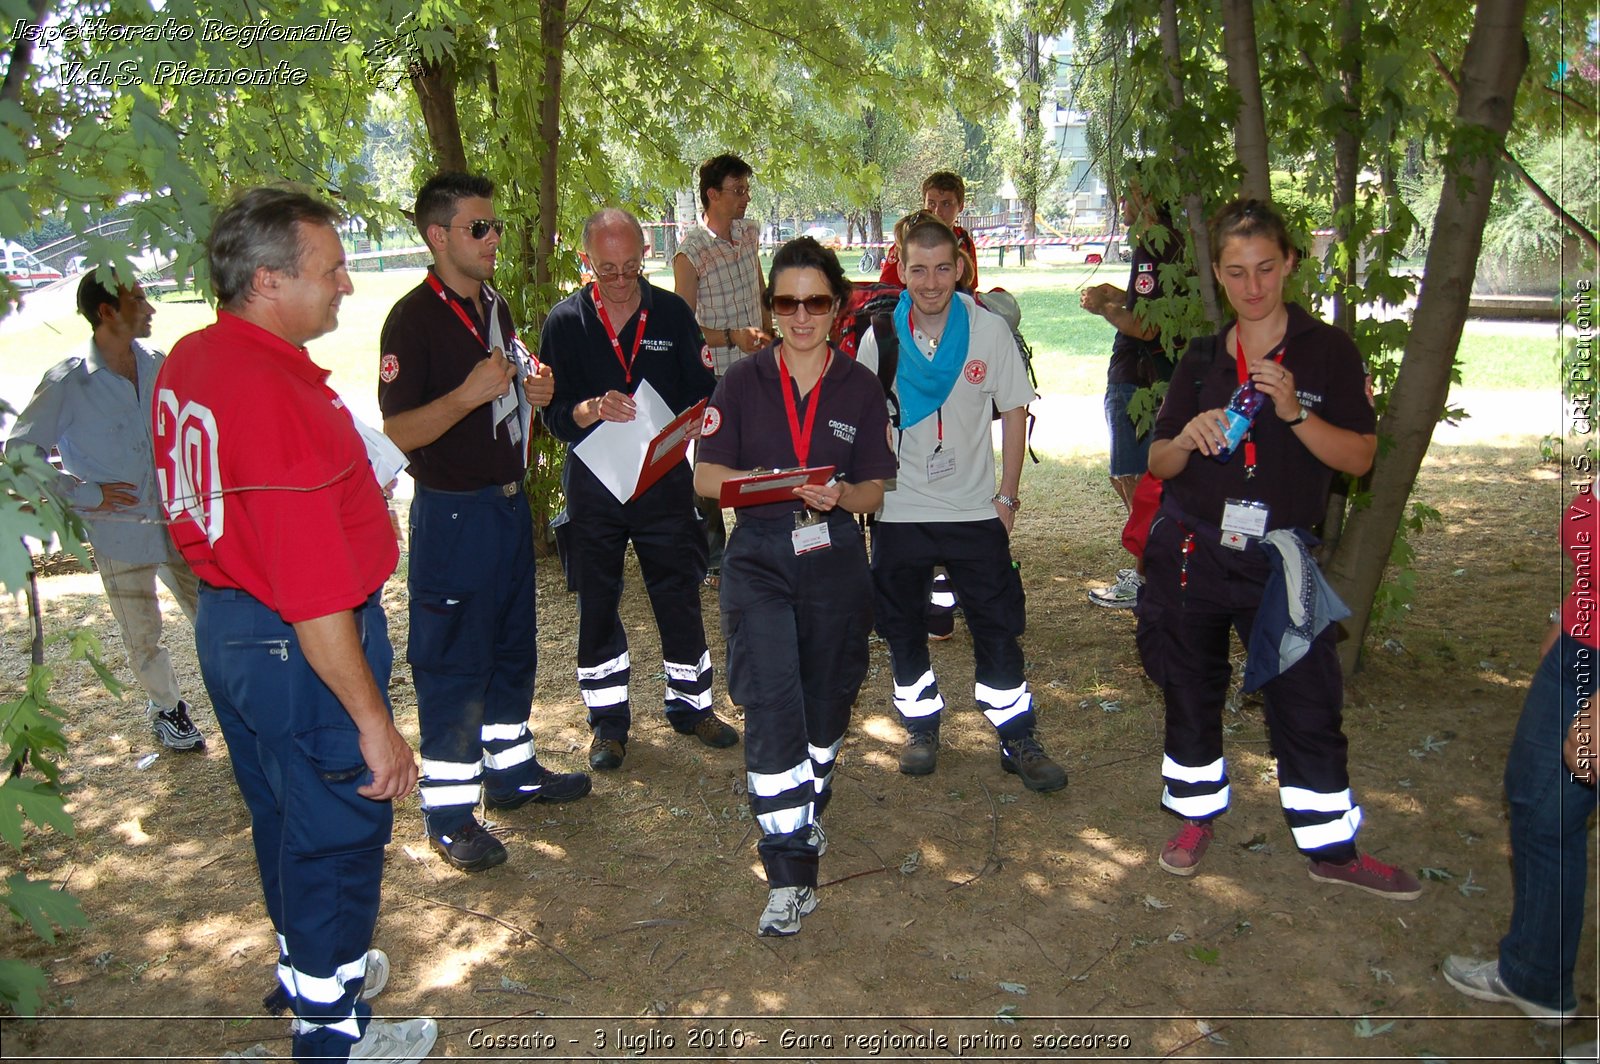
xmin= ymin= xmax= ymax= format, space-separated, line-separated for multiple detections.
xmin=2 ymin=0 xmax=51 ymax=107
xmin=1221 ymin=0 xmax=1270 ymax=200
xmin=408 ymin=54 xmax=468 ymax=174
xmin=870 ymin=205 xmax=884 ymax=245
xmin=1018 ymin=27 xmax=1043 ymax=242
xmin=533 ymin=0 xmax=566 ymax=295
xmin=1329 ymin=0 xmax=1363 ymax=336
xmin=1325 ymin=0 xmax=1528 ymax=673
xmin=1159 ymin=0 xmax=1223 ymax=328
xmin=1318 ymin=0 xmax=1365 ymax=557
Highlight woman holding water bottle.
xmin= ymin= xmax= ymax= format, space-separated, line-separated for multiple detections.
xmin=1137 ymin=198 xmax=1420 ymax=899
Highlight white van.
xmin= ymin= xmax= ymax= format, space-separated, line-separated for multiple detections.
xmin=1 ymin=242 xmax=63 ymax=290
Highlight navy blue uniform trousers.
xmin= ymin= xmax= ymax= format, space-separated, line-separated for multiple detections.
xmin=871 ymin=519 xmax=1036 ymax=742
xmin=408 ymin=483 xmax=543 ymax=837
xmin=197 ymin=586 xmax=390 ymax=1063
xmin=565 ymin=460 xmax=714 ymax=740
xmin=1136 ymin=507 xmax=1360 ymax=862
xmin=723 ymin=512 xmax=872 ymax=889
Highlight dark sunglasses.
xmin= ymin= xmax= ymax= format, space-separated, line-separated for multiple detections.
xmin=445 ymin=219 xmax=506 ymax=240
xmin=771 ymin=294 xmax=837 ymax=316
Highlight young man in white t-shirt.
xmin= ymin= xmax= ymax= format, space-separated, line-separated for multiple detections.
xmin=857 ymin=214 xmax=1066 ymax=793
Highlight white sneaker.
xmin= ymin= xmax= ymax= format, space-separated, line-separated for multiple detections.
xmin=360 ymin=948 xmax=389 ymax=1001
xmin=350 ymin=1016 xmax=438 ymax=1063
xmin=809 ymin=822 xmax=827 ymax=857
xmin=1564 ymin=1040 xmax=1598 ymax=1063
xmin=757 ymin=886 xmax=818 ymax=936
xmin=1441 ymin=955 xmax=1572 ymax=1026
xmin=1088 ymin=568 xmax=1143 ymax=609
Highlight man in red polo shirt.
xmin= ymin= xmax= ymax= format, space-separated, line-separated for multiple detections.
xmin=154 ymin=186 xmax=435 ymax=1063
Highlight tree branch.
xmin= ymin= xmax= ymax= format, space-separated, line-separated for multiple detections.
xmin=1544 ymin=82 xmax=1595 ymax=115
xmin=1431 ymin=50 xmax=1598 ymax=256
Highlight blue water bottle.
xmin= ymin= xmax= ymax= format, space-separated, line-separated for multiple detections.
xmin=1211 ymin=379 xmax=1268 ymax=462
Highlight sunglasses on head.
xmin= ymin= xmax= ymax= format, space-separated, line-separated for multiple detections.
xmin=771 ymin=294 xmax=836 ymax=316
xmin=445 ymin=218 xmax=506 ymax=240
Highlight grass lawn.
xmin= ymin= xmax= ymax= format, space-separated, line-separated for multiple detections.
xmin=0 ymin=264 xmax=1565 ymax=414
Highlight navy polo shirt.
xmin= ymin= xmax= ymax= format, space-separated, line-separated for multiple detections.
xmin=1153 ymin=303 xmax=1375 ymax=531
xmin=378 ymin=270 xmax=526 ymax=491
xmin=1108 ymin=226 xmax=1183 ymax=385
xmin=540 ymin=278 xmax=716 ymax=445
xmin=698 ymin=345 xmax=897 ymax=522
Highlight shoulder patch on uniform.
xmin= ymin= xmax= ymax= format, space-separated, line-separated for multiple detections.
xmin=701 ymin=405 xmax=722 ymax=437
xmin=1134 ymin=273 xmax=1156 ymax=296
xmin=700 ymin=344 xmax=714 ymax=370
xmin=379 ymin=352 xmax=400 ymax=383
xmin=963 ymin=358 xmax=987 ymax=385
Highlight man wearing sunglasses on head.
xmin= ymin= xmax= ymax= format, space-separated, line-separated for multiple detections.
xmin=379 ymin=171 xmax=590 ymax=875
xmin=674 ymin=153 xmax=774 ymax=588
xmin=540 ymin=208 xmax=734 ymax=774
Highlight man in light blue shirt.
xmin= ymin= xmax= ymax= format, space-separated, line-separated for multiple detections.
xmin=6 ymin=271 xmax=204 ymax=750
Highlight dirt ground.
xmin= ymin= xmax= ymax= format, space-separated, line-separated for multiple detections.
xmin=0 ymin=426 xmax=1592 ymax=1062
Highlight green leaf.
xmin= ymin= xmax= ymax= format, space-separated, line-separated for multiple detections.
xmin=1186 ymin=945 xmax=1220 ymax=965
xmin=4 ymin=873 xmax=87 ymax=942
xmin=0 ymin=777 xmax=76 ymax=850
xmin=0 ymin=956 xmax=49 ymax=1016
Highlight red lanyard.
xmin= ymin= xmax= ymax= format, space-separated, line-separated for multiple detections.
xmin=426 ymin=271 xmax=539 ymax=371
xmin=426 ymin=272 xmax=495 ymax=350
xmin=1234 ymin=327 xmax=1286 ymax=474
xmin=777 ymin=346 xmax=830 ymax=466
xmin=592 ymin=283 xmax=647 ymax=384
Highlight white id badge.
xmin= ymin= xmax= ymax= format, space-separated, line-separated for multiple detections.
xmin=926 ymin=451 xmax=957 ymax=481
xmin=1220 ymin=498 xmax=1269 ymax=550
xmin=792 ymin=522 xmax=832 ymax=555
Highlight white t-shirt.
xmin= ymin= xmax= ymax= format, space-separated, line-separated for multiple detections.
xmin=857 ymin=293 xmax=1034 ymax=523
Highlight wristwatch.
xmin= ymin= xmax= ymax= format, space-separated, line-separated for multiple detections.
xmin=992 ymin=493 xmax=1021 ymax=513
xmin=1284 ymin=405 xmax=1310 ymax=425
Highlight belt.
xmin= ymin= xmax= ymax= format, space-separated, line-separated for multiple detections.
xmin=417 ymin=481 xmax=522 ymax=499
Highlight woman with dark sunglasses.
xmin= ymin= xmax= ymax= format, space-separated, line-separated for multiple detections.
xmin=694 ymin=237 xmax=896 ymax=936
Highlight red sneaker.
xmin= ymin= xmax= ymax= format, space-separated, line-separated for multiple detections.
xmin=1158 ymin=819 xmax=1213 ymax=876
xmin=1307 ymin=852 xmax=1423 ymax=901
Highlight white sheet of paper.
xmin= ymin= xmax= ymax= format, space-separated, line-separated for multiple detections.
xmin=349 ymin=412 xmax=409 ymax=487
xmin=573 ymin=379 xmax=676 ymax=504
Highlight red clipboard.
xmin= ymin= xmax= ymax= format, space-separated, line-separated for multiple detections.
xmin=631 ymin=399 xmax=707 ymax=501
xmin=719 ymin=465 xmax=835 ymax=508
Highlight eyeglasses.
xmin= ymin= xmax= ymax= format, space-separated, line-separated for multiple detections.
xmin=717 ymin=183 xmax=751 ymax=197
xmin=592 ymin=261 xmax=641 ymax=282
xmin=771 ymin=294 xmax=836 ymax=316
xmin=444 ymin=219 xmax=506 ymax=240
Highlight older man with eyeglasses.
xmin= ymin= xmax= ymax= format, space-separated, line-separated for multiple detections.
xmin=541 ymin=208 xmax=733 ymax=773
xmin=378 ymin=171 xmax=591 ymax=875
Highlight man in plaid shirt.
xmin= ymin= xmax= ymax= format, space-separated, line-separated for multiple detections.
xmin=674 ymin=153 xmax=773 ymax=582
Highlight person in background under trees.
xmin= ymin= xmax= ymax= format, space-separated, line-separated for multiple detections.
xmin=674 ymin=153 xmax=773 ymax=589
xmin=1081 ymin=168 xmax=1183 ymax=609
xmin=6 ymin=272 xmax=205 ymax=752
